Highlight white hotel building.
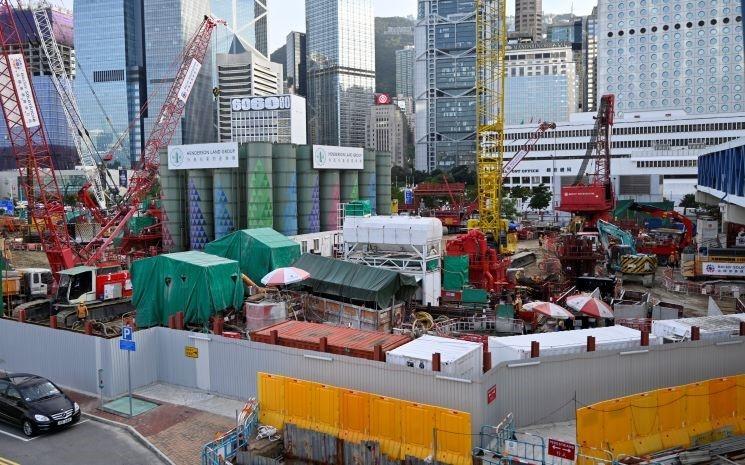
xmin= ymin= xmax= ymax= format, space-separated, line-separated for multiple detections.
xmin=504 ymin=109 xmax=745 ymax=209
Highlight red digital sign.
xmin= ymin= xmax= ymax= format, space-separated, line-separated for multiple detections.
xmin=375 ymin=93 xmax=392 ymax=105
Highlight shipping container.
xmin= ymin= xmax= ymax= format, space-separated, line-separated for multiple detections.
xmin=651 ymin=314 xmax=745 ymax=342
xmin=488 ymin=326 xmax=660 ymax=366
xmin=250 ymin=320 xmax=411 ymax=360
xmin=386 ymin=335 xmax=483 ymax=378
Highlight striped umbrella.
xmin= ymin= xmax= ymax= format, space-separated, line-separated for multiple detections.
xmin=261 ymin=267 xmax=311 ymax=286
xmin=522 ymin=301 xmax=575 ymax=319
xmin=565 ymin=295 xmax=615 ymax=319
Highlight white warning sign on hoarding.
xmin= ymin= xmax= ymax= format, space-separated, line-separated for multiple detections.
xmin=7 ymin=54 xmax=40 ymax=128
xmin=168 ymin=142 xmax=238 ymax=170
xmin=177 ymin=58 xmax=202 ymax=103
xmin=701 ymin=262 xmax=745 ymax=277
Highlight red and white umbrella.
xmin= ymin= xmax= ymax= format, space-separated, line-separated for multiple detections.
xmin=261 ymin=267 xmax=310 ymax=286
xmin=522 ymin=301 xmax=574 ymax=319
xmin=565 ymin=295 xmax=615 ymax=319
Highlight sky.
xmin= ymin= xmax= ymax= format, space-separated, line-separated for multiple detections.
xmin=55 ymin=0 xmax=596 ymax=53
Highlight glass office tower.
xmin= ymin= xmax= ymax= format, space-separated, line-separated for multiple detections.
xmin=74 ymin=0 xmax=146 ymax=167
xmin=306 ymin=0 xmax=376 ymax=147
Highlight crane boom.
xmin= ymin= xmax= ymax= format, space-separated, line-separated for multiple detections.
xmin=502 ymin=121 xmax=556 ymax=177
xmin=31 ymin=2 xmax=110 ymax=211
xmin=78 ymin=15 xmax=224 ymax=265
xmin=0 ymin=2 xmax=77 ymax=273
xmin=475 ymin=0 xmax=507 ymax=239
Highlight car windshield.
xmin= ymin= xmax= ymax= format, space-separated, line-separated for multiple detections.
xmin=19 ymin=381 xmax=61 ymax=402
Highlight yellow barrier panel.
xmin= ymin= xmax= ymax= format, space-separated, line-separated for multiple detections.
xmin=576 ymin=406 xmax=604 ymax=450
xmin=604 ymin=397 xmax=636 ymax=457
xmin=629 ymin=391 xmax=663 ymax=456
xmin=736 ymin=374 xmax=745 ymax=434
xmin=310 ymin=382 xmax=340 ymax=436
xmin=709 ymin=377 xmax=737 ymax=431
xmin=401 ymin=401 xmax=436 ymax=460
xmin=284 ymin=378 xmax=313 ymax=430
xmin=257 ymin=373 xmax=285 ymax=429
xmin=435 ymin=408 xmax=472 ymax=465
xmin=658 ymin=386 xmax=689 ymax=449
xmin=338 ymin=389 xmax=370 ymax=443
xmin=685 ymin=381 xmax=712 ymax=441
xmin=369 ymin=395 xmax=402 ymax=460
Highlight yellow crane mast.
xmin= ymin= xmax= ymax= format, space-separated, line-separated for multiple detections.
xmin=475 ymin=0 xmax=514 ymax=253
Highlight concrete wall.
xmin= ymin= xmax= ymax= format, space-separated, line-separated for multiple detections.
xmin=2 ymin=319 xmax=744 ymax=432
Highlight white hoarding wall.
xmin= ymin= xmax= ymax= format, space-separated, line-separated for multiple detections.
xmin=167 ymin=142 xmax=238 ymax=170
xmin=313 ymin=145 xmax=364 ymax=170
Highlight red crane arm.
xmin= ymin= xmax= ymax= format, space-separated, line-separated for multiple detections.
xmin=0 ymin=3 xmax=77 ymax=273
xmin=628 ymin=202 xmax=694 ymax=249
xmin=79 ymin=15 xmax=224 ymax=265
xmin=503 ymin=121 xmax=557 ymax=177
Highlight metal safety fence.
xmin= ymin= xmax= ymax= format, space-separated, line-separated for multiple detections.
xmin=201 ymin=399 xmax=259 ymax=465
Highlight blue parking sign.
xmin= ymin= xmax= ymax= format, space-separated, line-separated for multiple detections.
xmin=122 ymin=325 xmax=133 ymax=341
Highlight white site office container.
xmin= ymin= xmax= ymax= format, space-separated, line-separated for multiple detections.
xmin=386 ymin=335 xmax=483 ymax=378
xmin=651 ymin=314 xmax=745 ymax=341
xmin=488 ymin=326 xmax=660 ymax=366
xmin=343 ymin=216 xmax=443 ymax=248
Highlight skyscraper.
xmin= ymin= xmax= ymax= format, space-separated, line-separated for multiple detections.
xmin=515 ymin=0 xmax=543 ymax=42
xmin=211 ymin=0 xmax=268 ymax=57
xmin=415 ymin=0 xmax=477 ymax=172
xmin=581 ymin=8 xmax=598 ymax=112
xmin=74 ymin=0 xmax=146 ymax=168
xmin=143 ymin=0 xmax=215 ymax=146
xmin=395 ymin=45 xmax=415 ymax=99
xmin=306 ymin=0 xmax=376 ymax=147
xmin=286 ymin=31 xmax=307 ymax=96
xmin=597 ymin=0 xmax=744 ymax=115
xmin=366 ymin=103 xmax=407 ymax=167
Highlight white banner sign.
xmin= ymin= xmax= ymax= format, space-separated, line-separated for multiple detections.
xmin=177 ymin=58 xmax=202 ymax=103
xmin=701 ymin=262 xmax=745 ymax=277
xmin=312 ymin=145 xmax=364 ymax=170
xmin=168 ymin=142 xmax=239 ymax=170
xmin=8 ymin=54 xmax=40 ymax=128
xmin=231 ymin=95 xmax=292 ymax=112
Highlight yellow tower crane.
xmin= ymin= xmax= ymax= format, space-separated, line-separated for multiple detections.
xmin=474 ymin=0 xmax=516 ymax=254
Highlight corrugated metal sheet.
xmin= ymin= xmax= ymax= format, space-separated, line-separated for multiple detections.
xmin=102 ymin=328 xmax=159 ymax=397
xmin=249 ymin=320 xmax=411 ymax=359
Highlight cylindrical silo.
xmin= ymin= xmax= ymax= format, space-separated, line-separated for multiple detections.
xmin=187 ymin=170 xmax=213 ymax=250
xmin=159 ymin=150 xmax=186 ymax=252
xmin=245 ymin=142 xmax=274 ymax=229
xmin=272 ymin=144 xmax=298 ymax=236
xmin=340 ymin=170 xmax=359 ymax=203
xmin=359 ymin=148 xmax=377 ymax=211
xmin=296 ymin=145 xmax=320 ymax=234
xmin=213 ymin=168 xmax=239 ymax=239
xmin=319 ymin=170 xmax=340 ymax=232
xmin=375 ymin=151 xmax=392 ymax=215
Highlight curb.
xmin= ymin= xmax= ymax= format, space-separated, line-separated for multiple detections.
xmin=83 ymin=412 xmax=176 ymax=465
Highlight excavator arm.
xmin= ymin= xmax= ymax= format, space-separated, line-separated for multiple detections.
xmin=628 ymin=203 xmax=694 ymax=249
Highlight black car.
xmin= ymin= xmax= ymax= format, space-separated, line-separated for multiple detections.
xmin=0 ymin=373 xmax=80 ymax=437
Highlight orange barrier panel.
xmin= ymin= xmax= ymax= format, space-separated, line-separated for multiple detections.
xmin=257 ymin=373 xmax=285 ymax=428
xmin=685 ymin=381 xmax=712 ymax=443
xmin=284 ymin=378 xmax=313 ymax=430
xmin=369 ymin=395 xmax=402 ymax=460
xmin=576 ymin=407 xmax=604 ymax=450
xmin=604 ymin=396 xmax=635 ymax=457
xmin=435 ymin=408 xmax=472 ymax=465
xmin=709 ymin=377 xmax=737 ymax=431
xmin=658 ymin=386 xmax=689 ymax=450
xmin=338 ymin=389 xmax=370 ymax=443
xmin=401 ymin=401 xmax=436 ymax=460
xmin=310 ymin=382 xmax=340 ymax=436
xmin=736 ymin=374 xmax=745 ymax=435
xmin=629 ymin=391 xmax=663 ymax=456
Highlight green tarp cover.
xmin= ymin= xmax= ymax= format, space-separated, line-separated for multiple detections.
xmin=132 ymin=251 xmax=244 ymax=327
xmin=292 ymin=253 xmax=418 ymax=308
xmin=204 ymin=228 xmax=301 ymax=283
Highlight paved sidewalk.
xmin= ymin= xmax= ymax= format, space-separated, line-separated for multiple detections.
xmin=69 ymin=383 xmax=248 ymax=465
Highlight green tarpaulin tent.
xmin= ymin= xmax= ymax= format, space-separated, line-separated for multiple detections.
xmin=291 ymin=254 xmax=418 ymax=308
xmin=204 ymin=228 xmax=301 ymax=284
xmin=132 ymin=251 xmax=244 ymax=328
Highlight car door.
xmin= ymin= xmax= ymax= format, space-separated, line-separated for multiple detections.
xmin=0 ymin=379 xmax=10 ymax=422
xmin=3 ymin=386 xmax=25 ymax=425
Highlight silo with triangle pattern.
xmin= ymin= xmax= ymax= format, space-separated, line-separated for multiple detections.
xmin=187 ymin=170 xmax=214 ymax=250
xmin=244 ymin=142 xmax=274 ymax=229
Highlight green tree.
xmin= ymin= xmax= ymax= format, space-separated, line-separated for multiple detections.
xmin=501 ymin=197 xmax=519 ymax=220
xmin=511 ymin=185 xmax=532 ymax=201
xmin=679 ymin=193 xmax=697 ymax=208
xmin=529 ymin=184 xmax=552 ymax=211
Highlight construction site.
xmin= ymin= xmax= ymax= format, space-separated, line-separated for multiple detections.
xmin=0 ymin=0 xmax=743 ymax=465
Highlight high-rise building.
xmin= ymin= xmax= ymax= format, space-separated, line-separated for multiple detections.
xmin=515 ymin=0 xmax=543 ymax=42
xmin=505 ymin=42 xmax=578 ymax=125
xmin=143 ymin=0 xmax=214 ymax=147
xmin=306 ymin=0 xmax=376 ymax=147
xmin=415 ymin=0 xmax=477 ymax=172
xmin=366 ymin=102 xmax=407 ymax=167
xmin=74 ymin=1 xmax=146 ymax=169
xmin=597 ymin=0 xmax=744 ymax=116
xmin=546 ymin=17 xmax=577 ymax=43
xmin=581 ymin=8 xmax=598 ymax=112
xmin=0 ymin=7 xmax=79 ymax=170
xmin=216 ymin=43 xmax=284 ymax=141
xmin=286 ymin=32 xmax=307 ymax=96
xmin=395 ymin=45 xmax=415 ymax=99
xmin=211 ymin=0 xmax=268 ymax=57
xmin=230 ymin=94 xmax=307 ymax=144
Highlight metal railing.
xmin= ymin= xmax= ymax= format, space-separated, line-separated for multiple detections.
xmin=201 ymin=400 xmax=259 ymax=465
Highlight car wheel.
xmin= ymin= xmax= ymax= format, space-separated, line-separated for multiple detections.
xmin=22 ymin=420 xmax=35 ymax=437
